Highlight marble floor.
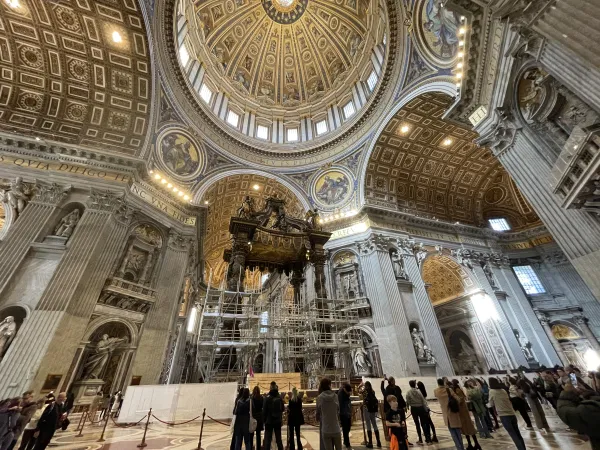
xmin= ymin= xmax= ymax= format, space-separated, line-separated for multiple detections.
xmin=48 ymin=402 xmax=589 ymax=450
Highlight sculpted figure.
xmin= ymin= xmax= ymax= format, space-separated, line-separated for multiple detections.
xmin=237 ymin=196 xmax=256 ymax=220
xmin=83 ymin=334 xmax=128 ymax=379
xmin=0 ymin=316 xmax=17 ymax=357
xmin=423 ymin=345 xmax=437 ymax=365
xmin=353 ymin=347 xmax=371 ymax=374
xmin=391 ymin=251 xmax=408 ymax=280
xmin=305 ymin=209 xmax=321 ymax=230
xmin=482 ymin=262 xmax=498 ymax=290
xmin=411 ymin=327 xmax=425 ymax=359
xmin=0 ymin=177 xmax=33 ymax=220
xmin=54 ymin=209 xmax=80 ymax=238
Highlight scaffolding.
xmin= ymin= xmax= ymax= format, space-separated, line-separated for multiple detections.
xmin=194 ymin=269 xmax=363 ymax=388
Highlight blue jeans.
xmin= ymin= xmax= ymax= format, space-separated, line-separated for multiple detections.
xmin=500 ymin=415 xmax=526 ymax=450
xmin=473 ymin=412 xmax=491 ymax=438
xmin=448 ymin=427 xmax=464 ymax=450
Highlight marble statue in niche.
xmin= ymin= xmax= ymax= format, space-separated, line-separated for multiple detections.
xmin=514 ymin=329 xmax=535 ymax=361
xmin=411 ymin=327 xmax=426 ymax=359
xmin=352 ymin=347 xmax=372 ymax=374
xmin=53 ymin=209 xmax=80 ymax=239
xmin=0 ymin=177 xmax=34 ymax=220
xmin=0 ymin=316 xmax=17 ymax=358
xmin=391 ymin=250 xmax=409 ymax=280
xmin=423 ymin=345 xmax=436 ymax=365
xmin=82 ymin=334 xmax=128 ymax=380
xmin=482 ymin=261 xmax=498 ymax=290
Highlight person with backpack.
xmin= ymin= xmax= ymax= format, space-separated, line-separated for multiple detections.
xmin=488 ymin=378 xmax=525 ymax=450
xmin=263 ymin=382 xmax=284 ymax=450
xmin=362 ymin=382 xmax=381 ymax=448
xmin=434 ymin=378 xmax=464 ymax=450
xmin=405 ymin=380 xmax=431 ymax=444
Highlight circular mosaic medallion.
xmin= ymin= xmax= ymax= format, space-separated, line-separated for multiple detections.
xmin=157 ymin=130 xmax=204 ymax=180
xmin=261 ymin=0 xmax=308 ymax=24
xmin=312 ymin=168 xmax=353 ymax=208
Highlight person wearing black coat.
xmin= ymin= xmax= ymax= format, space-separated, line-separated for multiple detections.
xmin=287 ymin=388 xmax=304 ymax=450
xmin=251 ymin=387 xmax=264 ymax=450
xmin=362 ymin=381 xmax=381 ymax=448
xmin=32 ymin=393 xmax=66 ymax=450
xmin=338 ymin=384 xmax=352 ymax=450
xmin=380 ymin=377 xmax=406 ymax=412
xmin=234 ymin=389 xmax=252 ymax=450
xmin=263 ymin=382 xmax=284 ymax=450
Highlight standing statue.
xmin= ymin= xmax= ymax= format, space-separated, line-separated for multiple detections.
xmin=391 ymin=251 xmax=409 ymax=280
xmin=353 ymin=347 xmax=372 ymax=374
xmin=423 ymin=345 xmax=437 ymax=365
xmin=413 ymin=243 xmax=428 ymax=267
xmin=237 ymin=196 xmax=256 ymax=220
xmin=458 ymin=338 xmax=476 ymax=357
xmin=0 ymin=177 xmax=34 ymax=220
xmin=514 ymin=330 xmax=535 ymax=361
xmin=0 ymin=316 xmax=17 ymax=358
xmin=482 ymin=262 xmax=498 ymax=290
xmin=304 ymin=209 xmax=321 ymax=230
xmin=54 ymin=209 xmax=80 ymax=238
xmin=411 ymin=327 xmax=425 ymax=359
xmin=83 ymin=334 xmax=128 ymax=379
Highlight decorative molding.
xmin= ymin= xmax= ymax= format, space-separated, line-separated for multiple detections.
xmin=31 ymin=182 xmax=71 ymax=206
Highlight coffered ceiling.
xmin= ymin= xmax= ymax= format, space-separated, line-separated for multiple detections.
xmin=365 ymin=93 xmax=540 ymax=229
xmin=0 ymin=0 xmax=151 ymax=156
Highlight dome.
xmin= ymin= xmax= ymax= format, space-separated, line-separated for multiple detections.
xmin=176 ymin=0 xmax=389 ymax=147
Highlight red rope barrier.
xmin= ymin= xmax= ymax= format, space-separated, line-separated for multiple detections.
xmin=206 ymin=414 xmax=231 ymax=427
xmin=151 ymin=414 xmax=201 ymax=426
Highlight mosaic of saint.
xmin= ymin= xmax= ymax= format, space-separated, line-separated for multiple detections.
xmin=159 ymin=133 xmax=201 ymax=177
xmin=421 ymin=0 xmax=461 ymax=60
xmin=314 ymin=171 xmax=351 ymax=206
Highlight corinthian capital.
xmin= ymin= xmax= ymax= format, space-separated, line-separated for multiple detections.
xmin=87 ymin=189 xmax=124 ymax=212
xmin=31 ymin=182 xmax=71 ymax=205
xmin=357 ymin=234 xmax=391 ymax=255
xmin=168 ymin=230 xmax=193 ymax=252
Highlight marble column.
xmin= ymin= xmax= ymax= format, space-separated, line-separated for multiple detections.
xmin=0 ymin=183 xmax=69 ymax=293
xmin=0 ymin=191 xmax=132 ymax=397
xmin=494 ymin=262 xmax=560 ymax=366
xmin=494 ymin=127 xmax=600 ymax=305
xmin=397 ymin=240 xmax=454 ymax=376
xmin=471 ymin=262 xmax=528 ymax=368
xmin=536 ymin=312 xmax=570 ymax=366
xmin=358 ymin=235 xmax=419 ymax=377
xmin=132 ymin=231 xmax=192 ymax=385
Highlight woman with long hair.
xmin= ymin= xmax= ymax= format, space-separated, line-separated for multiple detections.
xmin=488 ymin=378 xmax=525 ymax=450
xmin=251 ymin=387 xmax=264 ymax=450
xmin=233 ymin=388 xmax=252 ymax=450
xmin=517 ymin=377 xmax=549 ymax=431
xmin=464 ymin=380 xmax=491 ymax=439
xmin=287 ymin=387 xmax=304 ymax=450
xmin=508 ymin=377 xmax=533 ymax=429
xmin=451 ymin=379 xmax=481 ymax=450
xmin=416 ymin=381 xmax=438 ymax=442
xmin=477 ymin=378 xmax=498 ymax=430
xmin=362 ymin=381 xmax=382 ymax=448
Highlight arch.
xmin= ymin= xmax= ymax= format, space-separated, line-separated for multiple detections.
xmin=0 ymin=202 xmax=13 ymax=241
xmin=341 ymin=324 xmax=378 ymax=344
xmin=421 ymin=254 xmax=477 ymax=305
xmin=357 ymin=80 xmax=458 ymax=206
xmin=330 ymin=248 xmax=360 ymax=266
xmin=83 ymin=316 xmax=138 ymax=346
xmin=193 ymin=168 xmax=311 ymax=211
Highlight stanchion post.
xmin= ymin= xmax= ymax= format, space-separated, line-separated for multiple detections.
xmin=360 ymin=405 xmax=367 ymax=445
xmin=196 ymin=408 xmax=206 ymax=450
xmin=75 ymin=410 xmax=86 ymax=433
xmin=97 ymin=410 xmax=111 ymax=442
xmin=137 ymin=408 xmax=152 ymax=448
xmin=76 ymin=412 xmax=88 ymax=438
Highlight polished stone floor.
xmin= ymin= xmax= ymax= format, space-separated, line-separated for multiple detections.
xmin=48 ymin=401 xmax=590 ymax=450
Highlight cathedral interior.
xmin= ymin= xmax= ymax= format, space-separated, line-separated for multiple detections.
xmin=0 ymin=0 xmax=600 ymax=448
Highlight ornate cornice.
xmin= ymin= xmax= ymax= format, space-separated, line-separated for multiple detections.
xmin=31 ymin=182 xmax=71 ymax=206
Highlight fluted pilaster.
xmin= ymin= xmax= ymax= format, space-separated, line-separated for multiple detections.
xmin=399 ymin=245 xmax=454 ymax=376
xmin=358 ymin=235 xmax=419 ymax=377
xmin=132 ymin=231 xmax=192 ymax=385
xmin=495 ymin=265 xmax=560 ymax=367
xmin=0 ymin=193 xmax=130 ymax=396
xmin=471 ymin=264 xmax=527 ymax=368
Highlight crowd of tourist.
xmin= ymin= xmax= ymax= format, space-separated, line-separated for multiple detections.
xmin=230 ymin=365 xmax=600 ymax=450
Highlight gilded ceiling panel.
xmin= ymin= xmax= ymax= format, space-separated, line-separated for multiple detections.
xmin=365 ymin=92 xmax=541 ymax=229
xmin=0 ymin=0 xmax=151 ymax=156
